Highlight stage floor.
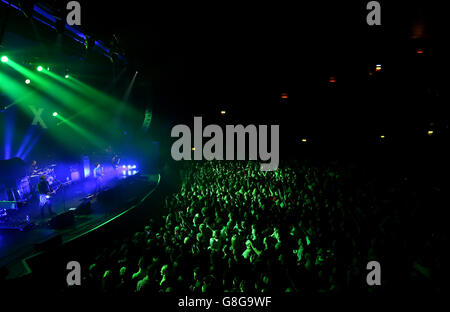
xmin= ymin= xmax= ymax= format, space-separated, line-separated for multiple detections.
xmin=0 ymin=173 xmax=159 ymax=279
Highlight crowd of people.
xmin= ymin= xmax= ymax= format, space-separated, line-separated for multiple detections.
xmin=78 ymin=159 xmax=442 ymax=294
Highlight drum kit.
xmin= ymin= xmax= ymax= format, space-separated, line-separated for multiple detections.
xmin=21 ymin=164 xmax=57 ymax=200
xmin=0 ymin=164 xmax=64 ymax=226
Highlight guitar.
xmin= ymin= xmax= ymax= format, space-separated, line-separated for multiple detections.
xmin=45 ymin=181 xmax=72 ymax=199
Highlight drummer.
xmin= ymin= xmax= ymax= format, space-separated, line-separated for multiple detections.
xmin=28 ymin=160 xmax=39 ymax=175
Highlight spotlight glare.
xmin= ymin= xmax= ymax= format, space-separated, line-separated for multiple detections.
xmin=301 ymin=138 xmax=307 ymax=142
xmin=25 ymin=79 xmax=31 ymax=84
xmin=37 ymin=66 xmax=43 ymax=72
xmin=1 ymin=56 xmax=8 ymax=63
xmin=52 ymin=112 xmax=58 ymax=117
xmin=65 ymin=74 xmax=69 ymax=78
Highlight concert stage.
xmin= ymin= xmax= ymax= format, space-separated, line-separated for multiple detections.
xmin=0 ymin=171 xmax=160 ymax=280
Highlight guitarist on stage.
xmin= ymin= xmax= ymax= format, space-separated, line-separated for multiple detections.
xmin=93 ymin=163 xmax=104 ymax=193
xmin=37 ymin=175 xmax=55 ymax=218
xmin=112 ymin=154 xmax=120 ymax=170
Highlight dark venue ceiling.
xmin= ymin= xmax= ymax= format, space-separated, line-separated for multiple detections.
xmin=1 ymin=0 xmax=448 ymax=157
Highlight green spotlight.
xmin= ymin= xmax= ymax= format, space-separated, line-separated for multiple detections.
xmin=1 ymin=56 xmax=8 ymax=63
xmin=65 ymin=74 xmax=69 ymax=79
xmin=52 ymin=112 xmax=58 ymax=117
xmin=37 ymin=65 xmax=43 ymax=72
xmin=25 ymin=79 xmax=31 ymax=84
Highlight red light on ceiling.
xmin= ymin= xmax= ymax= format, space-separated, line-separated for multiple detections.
xmin=280 ymin=93 xmax=288 ymax=99
xmin=329 ymin=76 xmax=336 ymax=83
xmin=416 ymin=48 xmax=424 ymax=54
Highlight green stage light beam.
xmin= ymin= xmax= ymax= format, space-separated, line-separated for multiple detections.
xmin=7 ymin=60 xmax=109 ymax=125
xmin=0 ymin=72 xmax=36 ymax=105
xmin=43 ymin=69 xmax=142 ymax=131
xmin=68 ymin=76 xmax=142 ymax=117
xmin=8 ymin=60 xmax=139 ymax=143
xmin=56 ymin=106 xmax=97 ymax=126
xmin=5 ymin=91 xmax=34 ymax=110
xmin=45 ymin=70 xmax=140 ymax=121
xmin=54 ymin=114 xmax=108 ymax=147
xmin=7 ymin=60 xmax=84 ymax=111
xmin=41 ymin=68 xmax=126 ymax=118
xmin=1 ymin=56 xmax=8 ymax=63
xmin=2 ymin=64 xmax=110 ymax=150
xmin=0 ymin=72 xmax=54 ymax=122
xmin=0 ymin=71 xmax=106 ymax=152
xmin=69 ymin=76 xmax=143 ymax=131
